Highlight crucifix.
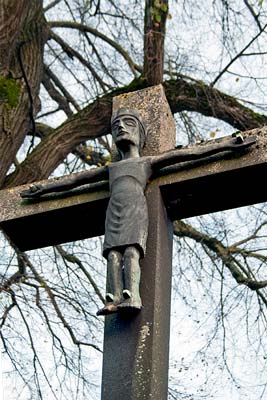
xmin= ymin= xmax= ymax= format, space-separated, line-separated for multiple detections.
xmin=0 ymin=84 xmax=263 ymax=399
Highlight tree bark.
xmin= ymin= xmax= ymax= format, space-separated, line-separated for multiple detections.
xmin=173 ymin=220 xmax=267 ymax=292
xmin=0 ymin=0 xmax=30 ymax=75
xmin=4 ymin=77 xmax=267 ymax=188
xmin=4 ymin=96 xmax=113 ymax=187
xmin=0 ymin=0 xmax=47 ymax=186
xmin=164 ymin=79 xmax=267 ymax=131
xmin=143 ymin=0 xmax=168 ymax=85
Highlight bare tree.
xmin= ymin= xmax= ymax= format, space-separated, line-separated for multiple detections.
xmin=1 ymin=0 xmax=267 ymax=398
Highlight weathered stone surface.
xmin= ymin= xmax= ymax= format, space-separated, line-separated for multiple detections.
xmin=0 ymin=178 xmax=109 ymax=250
xmin=158 ymin=126 xmax=267 ymax=219
xmin=101 ymin=187 xmax=173 ymax=400
xmin=102 ymin=85 xmax=175 ymax=400
xmin=0 ymin=125 xmax=266 ymax=251
xmin=113 ymin=84 xmax=176 ymax=156
xmin=0 ymin=85 xmax=267 ymax=400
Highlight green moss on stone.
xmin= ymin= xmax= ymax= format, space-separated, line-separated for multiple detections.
xmin=0 ymin=76 xmax=20 ymax=108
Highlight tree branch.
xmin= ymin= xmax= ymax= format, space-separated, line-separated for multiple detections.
xmin=0 ymin=1 xmax=47 ymax=187
xmin=211 ymin=22 xmax=267 ymax=87
xmin=44 ymin=0 xmax=62 ymax=12
xmin=44 ymin=64 xmax=81 ymax=111
xmin=173 ymin=220 xmax=267 ymax=294
xmin=49 ymin=29 xmax=111 ymax=92
xmin=55 ymin=245 xmax=105 ymax=304
xmin=143 ymin=0 xmax=168 ymax=85
xmin=42 ymin=69 xmax=73 ymax=116
xmin=164 ymin=78 xmax=267 ymax=130
xmin=243 ymin=0 xmax=262 ymax=31
xmin=4 ymin=77 xmax=267 ymax=188
xmin=48 ymin=20 xmax=142 ymax=76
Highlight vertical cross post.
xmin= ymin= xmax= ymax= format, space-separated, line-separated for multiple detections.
xmin=0 ymin=86 xmax=264 ymax=400
xmin=101 ymin=85 xmax=176 ymax=399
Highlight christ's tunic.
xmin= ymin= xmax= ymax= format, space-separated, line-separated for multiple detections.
xmin=103 ymin=157 xmax=153 ymax=259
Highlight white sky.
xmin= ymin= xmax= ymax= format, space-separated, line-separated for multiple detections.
xmin=2 ymin=1 xmax=267 ymax=399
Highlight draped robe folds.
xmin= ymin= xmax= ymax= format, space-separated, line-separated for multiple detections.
xmin=103 ymin=157 xmax=153 ymax=259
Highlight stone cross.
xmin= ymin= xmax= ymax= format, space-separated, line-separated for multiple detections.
xmin=0 ymin=84 xmax=265 ymax=399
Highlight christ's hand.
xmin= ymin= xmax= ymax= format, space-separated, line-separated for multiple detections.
xmin=20 ymin=184 xmax=44 ymax=198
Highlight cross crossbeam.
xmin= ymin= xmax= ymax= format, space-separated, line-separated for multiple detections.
xmin=0 ymin=85 xmax=264 ymax=399
xmin=0 ymin=125 xmax=265 ymax=250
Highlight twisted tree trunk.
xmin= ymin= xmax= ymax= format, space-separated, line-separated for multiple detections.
xmin=143 ymin=0 xmax=168 ymax=85
xmin=0 ymin=0 xmax=47 ymax=187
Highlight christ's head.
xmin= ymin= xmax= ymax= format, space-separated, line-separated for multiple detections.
xmin=111 ymin=108 xmax=146 ymax=157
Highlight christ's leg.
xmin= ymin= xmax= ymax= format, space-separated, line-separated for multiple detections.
xmin=96 ymin=249 xmax=123 ymax=316
xmin=106 ymin=249 xmax=123 ymax=304
xmin=118 ymin=246 xmax=142 ymax=311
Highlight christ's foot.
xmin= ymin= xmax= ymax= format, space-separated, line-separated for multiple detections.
xmin=96 ymin=302 xmax=118 ymax=316
xmin=117 ymin=297 xmax=142 ymax=313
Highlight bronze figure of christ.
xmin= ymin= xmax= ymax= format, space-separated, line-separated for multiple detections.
xmin=21 ymin=108 xmax=255 ymax=316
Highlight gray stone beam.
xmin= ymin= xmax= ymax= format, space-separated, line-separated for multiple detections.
xmin=0 ymin=179 xmax=109 ymax=250
xmin=159 ymin=126 xmax=267 ymax=220
xmin=0 ymin=125 xmax=265 ymax=251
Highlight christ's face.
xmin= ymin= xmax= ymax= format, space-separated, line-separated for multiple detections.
xmin=111 ymin=115 xmax=140 ymax=150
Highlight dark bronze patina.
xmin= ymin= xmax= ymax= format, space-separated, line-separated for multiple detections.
xmin=20 ymin=108 xmax=256 ymax=316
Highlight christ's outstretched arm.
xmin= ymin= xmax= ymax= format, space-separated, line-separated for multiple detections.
xmin=20 ymin=165 xmax=108 ymax=198
xmin=151 ymin=136 xmax=256 ymax=170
